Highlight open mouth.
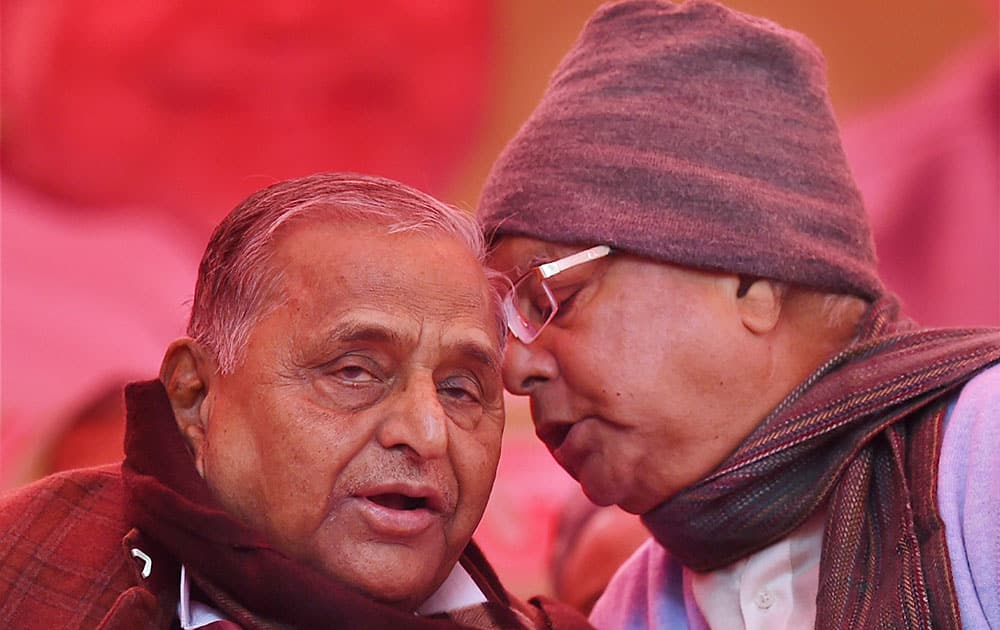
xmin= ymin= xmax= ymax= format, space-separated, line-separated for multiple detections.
xmin=356 ymin=488 xmax=442 ymax=537
xmin=537 ymin=422 xmax=573 ymax=452
xmin=367 ymin=493 xmax=428 ymax=511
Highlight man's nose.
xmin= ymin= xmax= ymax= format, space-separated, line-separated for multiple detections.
xmin=502 ymin=335 xmax=558 ymax=395
xmin=376 ymin=377 xmax=449 ymax=460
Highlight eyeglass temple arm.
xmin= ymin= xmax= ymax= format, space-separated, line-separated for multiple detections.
xmin=537 ymin=245 xmax=612 ymax=279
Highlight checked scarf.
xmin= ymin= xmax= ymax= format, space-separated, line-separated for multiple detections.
xmin=642 ymin=297 xmax=1000 ymax=629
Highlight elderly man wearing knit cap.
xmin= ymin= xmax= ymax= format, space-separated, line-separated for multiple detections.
xmin=479 ymin=1 xmax=1000 ymax=628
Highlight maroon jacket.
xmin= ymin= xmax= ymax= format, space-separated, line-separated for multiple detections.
xmin=0 ymin=465 xmax=173 ymax=628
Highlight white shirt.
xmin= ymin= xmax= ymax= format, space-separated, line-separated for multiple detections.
xmin=590 ymin=506 xmax=827 ymax=629
xmin=688 ymin=507 xmax=824 ymax=629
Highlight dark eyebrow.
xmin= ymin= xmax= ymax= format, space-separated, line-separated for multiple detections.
xmin=327 ymin=320 xmax=408 ymax=347
xmin=512 ymin=251 xmax=563 ymax=279
xmin=453 ymin=340 xmax=501 ymax=374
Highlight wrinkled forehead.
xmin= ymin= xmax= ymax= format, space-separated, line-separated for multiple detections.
xmin=272 ymin=221 xmax=504 ymax=351
xmin=273 ymin=219 xmax=485 ymax=292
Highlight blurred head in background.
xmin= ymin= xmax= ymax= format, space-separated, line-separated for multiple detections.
xmin=1 ymin=0 xmax=491 ymax=234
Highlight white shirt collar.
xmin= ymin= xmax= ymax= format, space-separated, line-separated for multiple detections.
xmin=415 ymin=560 xmax=488 ymax=615
xmin=177 ymin=565 xmax=228 ymax=629
xmin=177 ymin=560 xmax=487 ymax=628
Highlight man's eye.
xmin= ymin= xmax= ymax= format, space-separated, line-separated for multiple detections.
xmin=438 ymin=376 xmax=482 ymax=404
xmin=329 ymin=361 xmax=379 ymax=385
xmin=532 ymin=297 xmax=555 ymax=321
xmin=549 ymin=285 xmax=582 ymax=318
xmin=313 ymin=355 xmax=388 ymax=410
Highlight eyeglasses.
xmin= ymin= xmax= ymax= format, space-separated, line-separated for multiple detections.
xmin=502 ymin=245 xmax=613 ymax=344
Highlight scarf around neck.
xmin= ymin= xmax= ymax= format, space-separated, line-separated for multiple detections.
xmin=641 ymin=297 xmax=1000 ymax=629
xmin=120 ymin=380 xmax=525 ymax=630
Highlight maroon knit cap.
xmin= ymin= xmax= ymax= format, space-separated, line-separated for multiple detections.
xmin=478 ymin=0 xmax=883 ymax=301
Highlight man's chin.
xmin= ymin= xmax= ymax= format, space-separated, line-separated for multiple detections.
xmin=317 ymin=544 xmax=450 ymax=613
xmin=361 ymin=573 xmax=443 ymax=613
xmin=580 ymin=476 xmax=656 ymax=514
xmin=577 ymin=466 xmax=624 ymax=508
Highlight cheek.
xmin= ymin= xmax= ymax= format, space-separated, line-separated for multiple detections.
xmin=562 ymin=292 xmax=656 ymax=377
xmin=594 ymin=305 xmax=721 ymax=399
xmin=200 ymin=420 xmax=269 ymax=529
xmin=555 ymin=329 xmax=638 ymax=403
xmin=450 ymin=428 xmax=501 ymax=523
xmin=208 ymin=403 xmax=363 ymax=537
xmin=271 ymin=414 xmax=370 ymax=503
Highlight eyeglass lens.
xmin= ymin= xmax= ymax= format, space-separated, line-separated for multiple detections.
xmin=504 ymin=245 xmax=613 ymax=343
xmin=510 ymin=271 xmax=558 ymax=340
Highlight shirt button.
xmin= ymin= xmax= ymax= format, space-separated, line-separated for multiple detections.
xmin=754 ymin=589 xmax=774 ymax=610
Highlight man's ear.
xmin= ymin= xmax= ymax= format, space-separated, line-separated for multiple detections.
xmin=736 ymin=278 xmax=783 ymax=335
xmin=159 ymin=338 xmax=217 ymax=477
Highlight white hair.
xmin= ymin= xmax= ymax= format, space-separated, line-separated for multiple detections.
xmin=188 ymin=173 xmax=506 ymax=373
